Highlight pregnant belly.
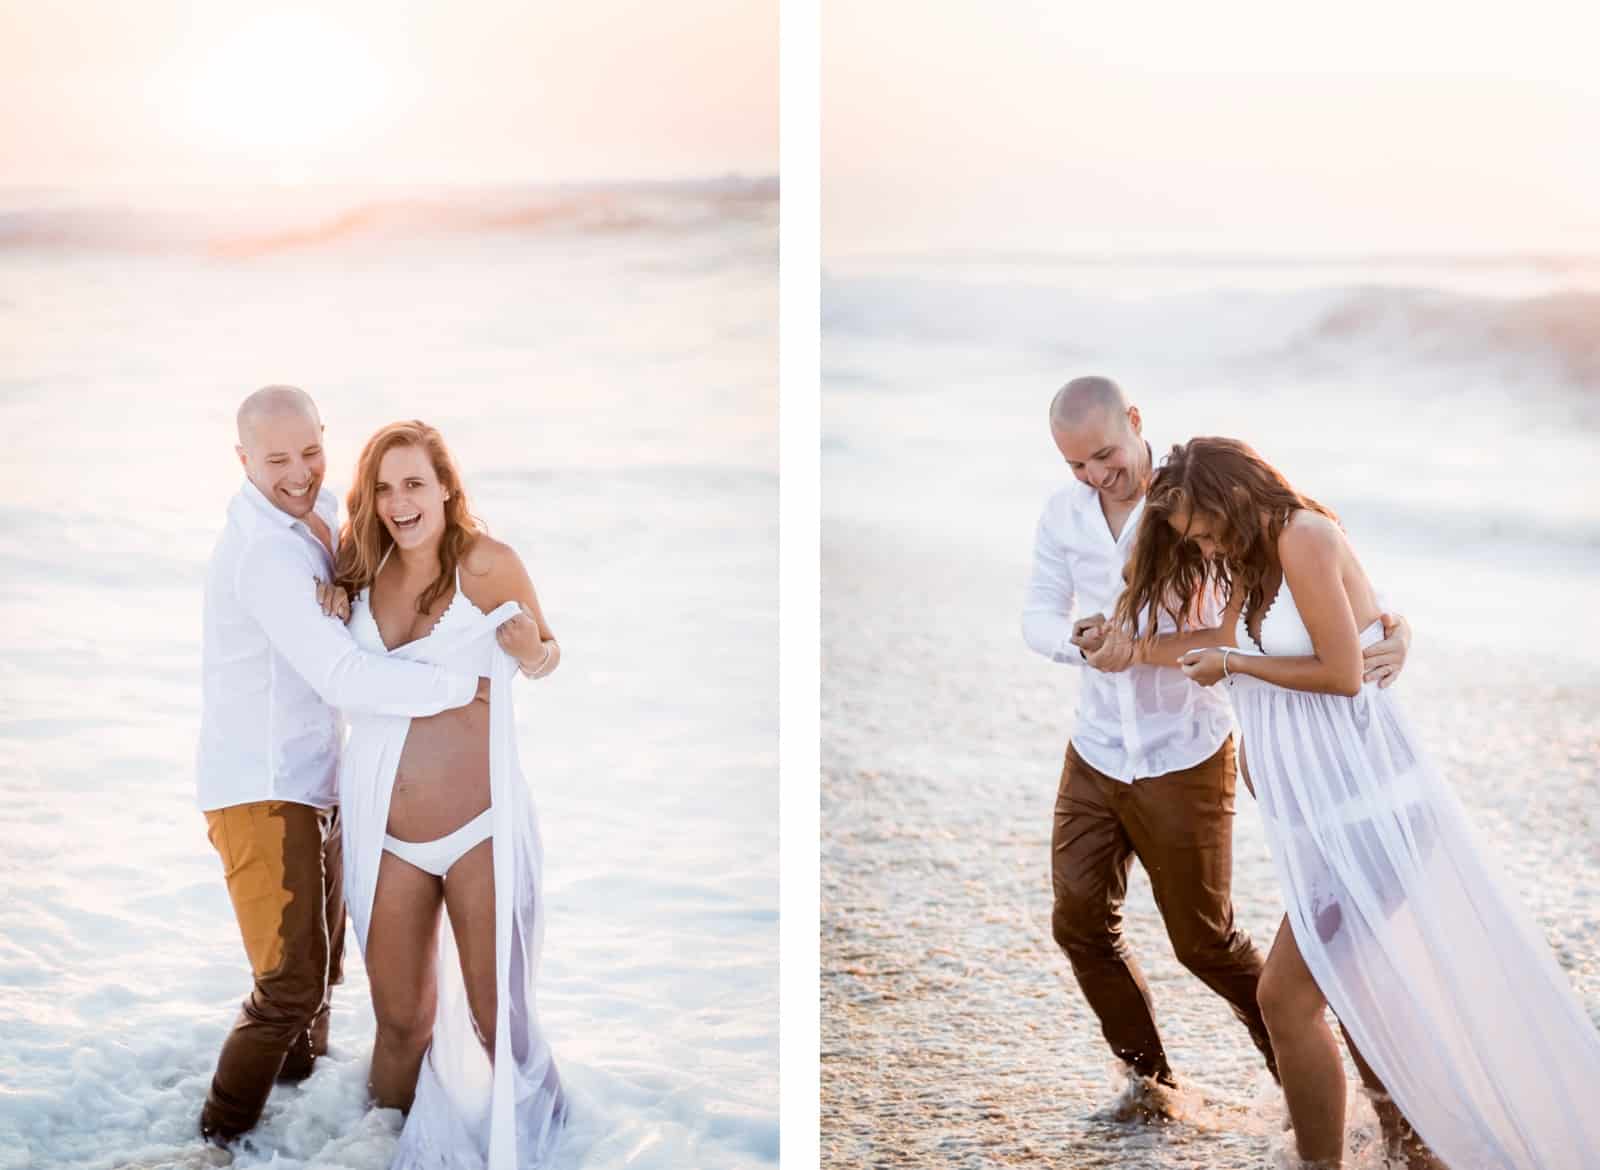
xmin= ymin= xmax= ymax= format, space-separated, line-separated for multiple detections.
xmin=386 ymin=703 xmax=491 ymax=841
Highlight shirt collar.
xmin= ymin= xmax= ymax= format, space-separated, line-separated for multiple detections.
xmin=236 ymin=478 xmax=339 ymax=534
xmin=239 ymin=478 xmax=298 ymax=527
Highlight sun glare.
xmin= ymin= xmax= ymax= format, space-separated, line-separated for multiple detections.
xmin=177 ymin=12 xmax=390 ymax=176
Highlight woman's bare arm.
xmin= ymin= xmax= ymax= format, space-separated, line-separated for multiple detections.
xmin=1086 ymin=586 xmax=1242 ymax=672
xmin=460 ymin=536 xmax=560 ymax=677
xmin=1134 ymin=588 xmax=1244 ymax=667
xmin=1223 ymin=515 xmax=1363 ymax=696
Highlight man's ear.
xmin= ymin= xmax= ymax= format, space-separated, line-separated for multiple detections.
xmin=1126 ymin=404 xmax=1142 ymax=435
xmin=235 ymin=444 xmax=249 ymax=471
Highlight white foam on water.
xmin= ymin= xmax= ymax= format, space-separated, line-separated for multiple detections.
xmin=821 ymin=252 xmax=1600 ymax=1167
xmin=0 ymin=187 xmax=777 ymax=1169
xmin=824 ymin=254 xmax=1600 ymax=668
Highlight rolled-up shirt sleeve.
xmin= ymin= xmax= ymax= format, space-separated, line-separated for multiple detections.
xmin=236 ymin=538 xmax=477 ymax=716
xmin=1022 ymin=506 xmax=1083 ymax=665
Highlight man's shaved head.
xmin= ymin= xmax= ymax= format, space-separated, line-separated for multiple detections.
xmin=1046 ymin=374 xmax=1149 ymax=505
xmin=1049 ymin=375 xmax=1128 ymax=434
xmin=234 ymin=385 xmax=327 ymax=520
xmin=236 ymin=385 xmax=320 ymax=447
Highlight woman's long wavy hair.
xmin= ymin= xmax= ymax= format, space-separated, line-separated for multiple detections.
xmin=334 ymin=421 xmax=483 ymax=615
xmin=1114 ymin=437 xmax=1337 ymax=647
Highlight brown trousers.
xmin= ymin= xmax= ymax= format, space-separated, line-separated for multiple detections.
xmin=1050 ymin=738 xmax=1275 ymax=1083
xmin=201 ymin=800 xmax=346 ymax=1140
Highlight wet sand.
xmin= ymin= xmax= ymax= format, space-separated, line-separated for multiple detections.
xmin=822 ymin=516 xmax=1600 ymax=1169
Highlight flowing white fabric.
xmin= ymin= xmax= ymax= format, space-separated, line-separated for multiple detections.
xmin=341 ymin=589 xmax=564 ymax=1169
xmin=1228 ymin=583 xmax=1600 ymax=1168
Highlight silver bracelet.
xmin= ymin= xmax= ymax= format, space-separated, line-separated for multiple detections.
xmin=520 ymin=639 xmax=557 ymax=679
xmin=1221 ymin=648 xmax=1234 ymax=679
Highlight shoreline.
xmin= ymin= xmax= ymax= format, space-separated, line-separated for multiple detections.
xmin=822 ymin=514 xmax=1600 ymax=1167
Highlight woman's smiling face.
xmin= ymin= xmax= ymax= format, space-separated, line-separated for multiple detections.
xmin=374 ymin=443 xmax=448 ymax=552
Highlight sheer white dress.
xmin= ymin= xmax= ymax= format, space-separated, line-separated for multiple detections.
xmin=340 ymin=575 xmax=565 ymax=1169
xmin=1227 ymin=582 xmax=1600 ymax=1168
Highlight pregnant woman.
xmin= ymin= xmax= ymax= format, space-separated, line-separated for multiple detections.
xmin=333 ymin=420 xmax=566 ymax=1168
xmin=1112 ymin=437 xmax=1600 ymax=1169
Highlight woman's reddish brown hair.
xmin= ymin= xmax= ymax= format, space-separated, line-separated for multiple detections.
xmin=1114 ymin=436 xmax=1337 ymax=646
xmin=334 ymin=420 xmax=483 ymax=615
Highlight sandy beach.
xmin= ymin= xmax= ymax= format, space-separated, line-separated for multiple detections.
xmin=824 ymin=519 xmax=1600 ymax=1168
xmin=821 ymin=255 xmax=1600 ymax=1168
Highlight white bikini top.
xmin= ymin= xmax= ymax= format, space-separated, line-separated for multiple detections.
xmin=1236 ymin=578 xmax=1383 ymax=657
xmin=350 ymin=553 xmax=502 ymax=675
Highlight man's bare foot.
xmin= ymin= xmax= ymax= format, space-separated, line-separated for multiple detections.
xmin=1092 ymin=1071 xmax=1182 ymax=1123
xmin=1366 ymin=1090 xmax=1444 ymax=1169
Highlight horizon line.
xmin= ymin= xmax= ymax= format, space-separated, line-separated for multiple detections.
xmin=0 ymin=173 xmax=779 ymax=193
xmin=824 ymin=244 xmax=1600 ymax=267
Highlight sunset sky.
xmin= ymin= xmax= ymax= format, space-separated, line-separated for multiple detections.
xmin=0 ymin=0 xmax=775 ymax=189
xmin=826 ymin=2 xmax=1600 ymax=257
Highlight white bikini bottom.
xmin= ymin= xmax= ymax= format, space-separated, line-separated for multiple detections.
xmin=383 ymin=807 xmax=494 ymax=877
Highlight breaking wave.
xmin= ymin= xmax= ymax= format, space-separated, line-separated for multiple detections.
xmin=824 ymin=274 xmax=1600 ymax=389
xmin=0 ymin=177 xmax=777 ymax=258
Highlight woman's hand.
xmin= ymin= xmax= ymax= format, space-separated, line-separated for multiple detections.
xmin=315 ymin=578 xmax=351 ymax=624
xmin=1178 ymin=648 xmax=1229 ymax=687
xmin=1084 ymin=623 xmax=1136 ymax=672
xmin=496 ymin=604 xmax=556 ymax=677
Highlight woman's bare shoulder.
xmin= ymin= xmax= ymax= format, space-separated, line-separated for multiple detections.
xmin=461 ymin=533 xmax=515 ymax=575
xmin=1273 ymin=508 xmax=1350 ymax=572
xmin=1279 ymin=508 xmax=1341 ymax=553
xmin=459 ymin=534 xmax=533 ymax=607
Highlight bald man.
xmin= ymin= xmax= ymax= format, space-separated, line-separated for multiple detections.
xmin=195 ymin=386 xmax=486 ymax=1142
xmin=1022 ymin=376 xmax=1411 ymax=1112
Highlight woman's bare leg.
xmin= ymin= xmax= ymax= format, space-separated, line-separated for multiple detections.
xmin=366 ymin=851 xmax=445 ymax=1109
xmin=1258 ymin=916 xmax=1346 ymax=1166
xmin=443 ymin=838 xmax=498 ymax=1061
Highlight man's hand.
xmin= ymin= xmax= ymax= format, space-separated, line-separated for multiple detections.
xmin=314 ymin=578 xmax=351 ymax=624
xmin=1070 ymin=613 xmax=1108 ymax=656
xmin=1361 ymin=612 xmax=1411 ymax=689
xmin=1084 ymin=623 xmax=1136 ymax=673
xmin=1178 ymin=648 xmax=1228 ymax=687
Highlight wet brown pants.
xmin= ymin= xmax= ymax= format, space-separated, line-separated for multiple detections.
xmin=201 ymin=800 xmax=346 ymax=1140
xmin=1050 ymin=738 xmax=1275 ymax=1083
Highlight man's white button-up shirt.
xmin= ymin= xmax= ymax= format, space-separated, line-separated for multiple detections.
xmin=1022 ymin=477 xmax=1234 ymax=783
xmin=195 ymin=480 xmax=478 ymax=812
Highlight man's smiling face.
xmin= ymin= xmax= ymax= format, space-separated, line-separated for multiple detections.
xmin=236 ymin=408 xmax=326 ymax=520
xmin=1051 ymin=403 xmax=1145 ymax=504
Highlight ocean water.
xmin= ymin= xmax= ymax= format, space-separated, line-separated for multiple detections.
xmin=821 ymin=253 xmax=1600 ymax=1167
xmin=824 ymin=252 xmax=1600 ymax=661
xmin=0 ymin=181 xmax=777 ymax=1169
